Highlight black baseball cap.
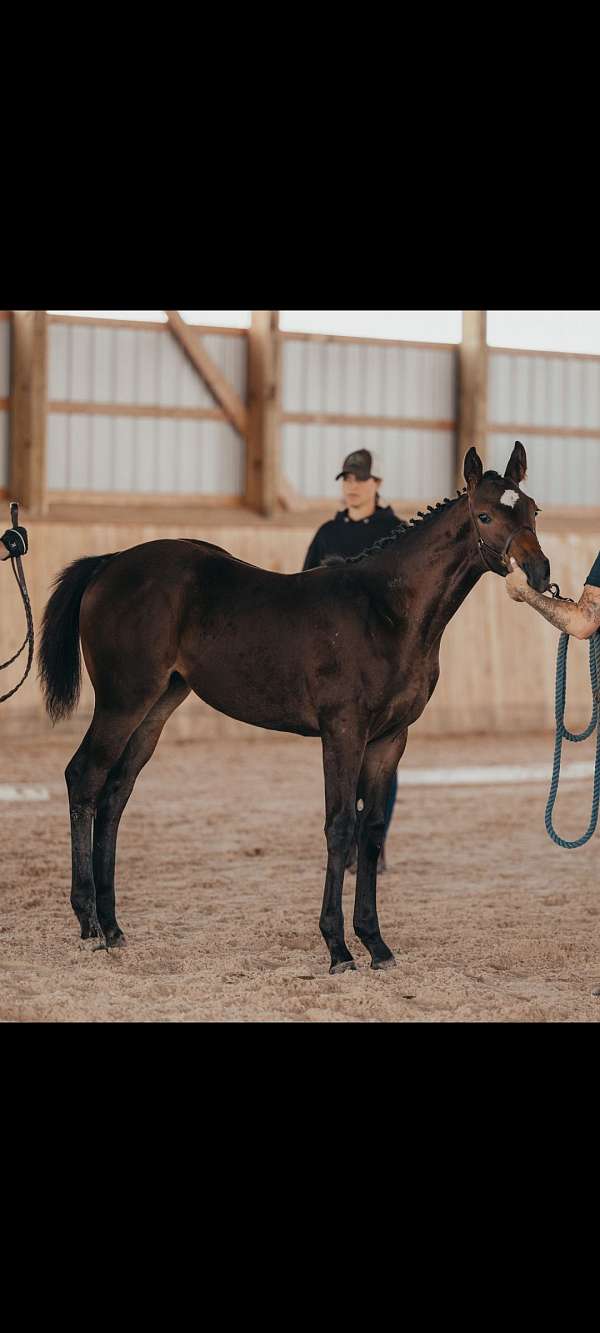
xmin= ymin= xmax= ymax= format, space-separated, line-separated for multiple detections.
xmin=335 ymin=449 xmax=381 ymax=482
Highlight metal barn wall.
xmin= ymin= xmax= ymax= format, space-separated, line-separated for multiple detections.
xmin=0 ymin=315 xmax=10 ymax=490
xmin=281 ymin=337 xmax=458 ymax=501
xmin=47 ymin=321 xmax=247 ymax=497
xmin=488 ymin=350 xmax=600 ymax=506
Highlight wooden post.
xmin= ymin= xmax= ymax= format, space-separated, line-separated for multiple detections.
xmin=10 ymin=310 xmax=48 ymax=514
xmin=247 ymin=311 xmax=281 ymax=517
xmin=457 ymin=310 xmax=487 ymax=488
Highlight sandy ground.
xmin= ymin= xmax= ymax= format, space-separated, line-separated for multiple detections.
xmin=1 ymin=729 xmax=600 ymax=1023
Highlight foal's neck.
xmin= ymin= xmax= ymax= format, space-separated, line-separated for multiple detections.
xmin=373 ymin=494 xmax=485 ymax=643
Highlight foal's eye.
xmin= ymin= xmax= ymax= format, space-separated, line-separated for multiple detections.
xmin=478 ymin=513 xmax=492 ymax=524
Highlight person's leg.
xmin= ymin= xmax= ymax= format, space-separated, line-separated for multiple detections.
xmin=349 ymin=763 xmax=398 ymax=873
xmin=354 ymin=732 xmax=407 ymax=965
xmin=378 ymin=768 xmax=398 ymax=871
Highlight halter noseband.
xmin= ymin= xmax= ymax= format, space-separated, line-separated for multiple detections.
xmin=466 ymin=491 xmax=536 ymax=576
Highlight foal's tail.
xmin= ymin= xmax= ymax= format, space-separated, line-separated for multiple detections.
xmin=38 ymin=554 xmax=116 ymax=723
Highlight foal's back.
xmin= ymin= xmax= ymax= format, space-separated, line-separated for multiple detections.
xmin=78 ymin=538 xmax=377 ymax=735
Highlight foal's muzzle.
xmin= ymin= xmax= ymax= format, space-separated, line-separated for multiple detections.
xmin=502 ymin=525 xmax=550 ymax=593
xmin=523 ymin=556 xmax=551 ymax=593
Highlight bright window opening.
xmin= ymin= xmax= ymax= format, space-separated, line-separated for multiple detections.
xmin=488 ymin=311 xmax=600 ymax=355
xmin=280 ymin=311 xmax=462 ymax=342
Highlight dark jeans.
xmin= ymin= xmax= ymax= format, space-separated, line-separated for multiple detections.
xmin=383 ymin=769 xmax=398 ymax=843
xmin=347 ymin=768 xmax=398 ymax=868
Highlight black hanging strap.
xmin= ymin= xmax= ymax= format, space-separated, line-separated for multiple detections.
xmin=0 ymin=502 xmax=34 ymax=704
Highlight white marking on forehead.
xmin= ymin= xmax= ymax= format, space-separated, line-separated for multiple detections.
xmin=500 ymin=490 xmax=519 ymax=508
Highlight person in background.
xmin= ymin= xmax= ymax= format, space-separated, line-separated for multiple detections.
xmin=303 ymin=449 xmax=400 ymax=571
xmin=303 ymin=449 xmax=401 ymax=870
xmin=1 ymin=525 xmax=28 ymax=560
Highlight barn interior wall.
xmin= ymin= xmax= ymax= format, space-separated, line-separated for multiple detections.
xmin=0 ymin=316 xmax=10 ymax=490
xmin=2 ymin=317 xmax=600 ymax=739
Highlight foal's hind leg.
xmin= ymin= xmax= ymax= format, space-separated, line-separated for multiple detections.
xmin=65 ymin=700 xmax=161 ymax=944
xmin=92 ymin=673 xmax=190 ymax=946
xmin=354 ymin=730 xmax=407 ymax=969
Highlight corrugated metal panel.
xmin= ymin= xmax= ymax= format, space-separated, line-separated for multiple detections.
xmin=0 ymin=320 xmax=10 ymax=398
xmin=48 ymin=413 xmax=244 ymax=495
xmin=489 ymin=351 xmax=600 ymax=430
xmin=47 ymin=323 xmax=247 ymax=496
xmin=0 ymin=316 xmax=8 ymax=487
xmin=281 ymin=338 xmax=456 ymax=501
xmin=282 ymin=423 xmax=455 ymax=502
xmin=48 ymin=323 xmax=247 ymax=408
xmin=0 ymin=412 xmax=9 ymax=488
xmin=488 ymin=432 xmax=600 ymax=507
xmin=488 ymin=350 xmax=600 ymax=505
xmin=282 ymin=338 xmax=457 ymax=419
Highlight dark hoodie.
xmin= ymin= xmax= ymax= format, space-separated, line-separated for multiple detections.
xmin=302 ymin=505 xmax=400 ymax=571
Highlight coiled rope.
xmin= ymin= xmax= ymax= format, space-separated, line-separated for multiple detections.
xmin=545 ymin=629 xmax=600 ymax=847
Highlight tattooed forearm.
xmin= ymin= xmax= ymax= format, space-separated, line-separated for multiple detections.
xmin=521 ymin=589 xmax=580 ymax=634
xmin=578 ymin=594 xmax=600 ymax=633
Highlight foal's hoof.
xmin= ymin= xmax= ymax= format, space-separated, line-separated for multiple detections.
xmin=371 ymin=956 xmax=397 ymax=971
xmin=79 ymin=918 xmax=106 ymax=951
xmin=78 ymin=935 xmax=106 ymax=953
xmin=330 ymin=960 xmax=357 ymax=975
xmin=592 ymin=985 xmax=600 ymax=997
xmin=105 ymin=930 xmax=127 ymax=950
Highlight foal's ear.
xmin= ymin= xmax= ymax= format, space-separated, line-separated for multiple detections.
xmin=505 ymin=441 xmax=527 ymax=485
xmin=464 ymin=447 xmax=483 ymax=491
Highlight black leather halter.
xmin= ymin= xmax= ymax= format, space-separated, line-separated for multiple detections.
xmin=467 ymin=492 xmax=536 ymax=576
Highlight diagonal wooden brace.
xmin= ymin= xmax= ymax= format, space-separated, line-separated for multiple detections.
xmin=164 ymin=311 xmax=248 ymax=439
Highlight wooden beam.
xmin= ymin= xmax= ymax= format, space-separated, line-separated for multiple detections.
xmin=457 ymin=310 xmax=487 ymax=487
xmin=47 ymin=490 xmax=242 ymax=509
xmin=10 ymin=311 xmax=48 ymax=514
xmin=282 ymin=412 xmax=456 ymax=431
xmin=164 ymin=311 xmax=247 ymax=438
xmin=489 ymin=422 xmax=600 ymax=440
xmin=48 ymin=314 xmax=248 ymax=338
xmin=280 ymin=330 xmax=458 ymax=351
xmin=49 ymin=401 xmax=227 ymax=422
xmin=247 ymin=311 xmax=281 ymax=517
xmin=490 ymin=345 xmax=600 ymax=363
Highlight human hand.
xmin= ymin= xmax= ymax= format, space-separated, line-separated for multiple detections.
xmin=505 ymin=556 xmax=529 ymax=601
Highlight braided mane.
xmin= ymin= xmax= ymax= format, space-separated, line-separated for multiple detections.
xmin=324 ymin=487 xmax=469 ymax=566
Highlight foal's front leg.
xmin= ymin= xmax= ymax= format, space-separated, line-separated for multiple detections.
xmin=354 ymin=730 xmax=407 ymax=969
xmin=320 ymin=725 xmax=367 ymax=974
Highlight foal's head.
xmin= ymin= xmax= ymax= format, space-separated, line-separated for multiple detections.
xmin=464 ymin=442 xmax=550 ymax=593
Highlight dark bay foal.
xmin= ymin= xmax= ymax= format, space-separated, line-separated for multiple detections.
xmin=39 ymin=443 xmax=550 ymax=972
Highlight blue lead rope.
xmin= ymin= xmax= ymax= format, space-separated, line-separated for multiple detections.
xmin=545 ymin=630 xmax=600 ymax=848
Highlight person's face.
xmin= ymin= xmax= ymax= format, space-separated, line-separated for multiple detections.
xmin=342 ymin=473 xmax=378 ymax=508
